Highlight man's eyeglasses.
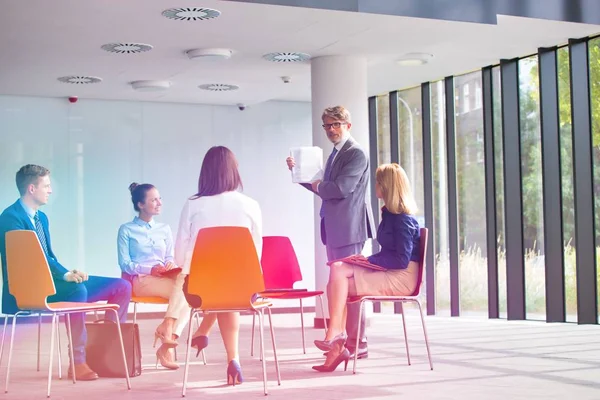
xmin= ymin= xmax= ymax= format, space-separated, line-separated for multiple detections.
xmin=322 ymin=122 xmax=347 ymax=129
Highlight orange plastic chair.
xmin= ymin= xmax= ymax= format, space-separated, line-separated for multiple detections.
xmin=252 ymin=236 xmax=327 ymax=354
xmin=0 ymin=307 xmax=63 ymax=376
xmin=181 ymin=227 xmax=281 ymax=397
xmin=347 ymin=227 xmax=433 ymax=373
xmin=4 ymin=230 xmax=131 ymax=397
xmin=120 ymin=273 xmax=205 ymax=365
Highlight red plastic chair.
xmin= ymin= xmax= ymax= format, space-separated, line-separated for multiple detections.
xmin=348 ymin=227 xmax=433 ymax=373
xmin=252 ymin=236 xmax=327 ymax=354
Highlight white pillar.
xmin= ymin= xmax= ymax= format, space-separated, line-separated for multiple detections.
xmin=310 ymin=56 xmax=369 ymax=326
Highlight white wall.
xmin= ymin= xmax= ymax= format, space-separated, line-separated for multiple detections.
xmin=0 ymin=95 xmax=316 ymax=308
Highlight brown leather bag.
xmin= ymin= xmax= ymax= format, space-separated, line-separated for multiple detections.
xmin=85 ymin=320 xmax=141 ymax=377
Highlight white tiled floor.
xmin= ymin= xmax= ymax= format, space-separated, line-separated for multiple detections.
xmin=0 ymin=308 xmax=599 ymax=399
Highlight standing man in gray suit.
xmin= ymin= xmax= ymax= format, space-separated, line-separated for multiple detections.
xmin=286 ymin=105 xmax=373 ymax=359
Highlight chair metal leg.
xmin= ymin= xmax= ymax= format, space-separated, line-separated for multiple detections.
xmin=56 ymin=316 xmax=63 ymax=379
xmin=0 ymin=314 xmax=8 ymax=367
xmin=182 ymin=308 xmax=197 ymax=397
xmin=299 ymin=298 xmax=306 ymax=354
xmin=415 ymin=300 xmax=433 ymax=370
xmin=47 ymin=313 xmax=57 ymax=398
xmin=266 ymin=307 xmax=281 ymax=385
xmin=37 ymin=313 xmax=42 ymax=372
xmin=352 ymin=301 xmax=365 ymax=374
xmin=65 ymin=314 xmax=77 ymax=384
xmin=110 ymin=309 xmax=131 ymax=390
xmin=250 ymin=313 xmax=256 ymax=357
xmin=133 ymin=303 xmax=137 ymax=325
xmin=192 ymin=313 xmax=206 ymax=364
xmin=5 ymin=312 xmax=20 ymax=393
xmin=257 ymin=309 xmax=268 ymax=395
xmin=400 ymin=301 xmax=411 ymax=365
xmin=318 ymin=295 xmax=328 ymax=331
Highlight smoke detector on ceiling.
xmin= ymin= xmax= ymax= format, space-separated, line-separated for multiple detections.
xmin=262 ymin=52 xmax=311 ymax=63
xmin=186 ymin=48 xmax=232 ymax=61
xmin=198 ymin=83 xmax=239 ymax=92
xmin=101 ymin=43 xmax=153 ymax=54
xmin=162 ymin=7 xmax=221 ymax=21
xmin=57 ymin=76 xmax=102 ymax=84
xmin=130 ymin=80 xmax=171 ymax=92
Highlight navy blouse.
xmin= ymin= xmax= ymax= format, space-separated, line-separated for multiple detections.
xmin=367 ymin=207 xmax=420 ymax=270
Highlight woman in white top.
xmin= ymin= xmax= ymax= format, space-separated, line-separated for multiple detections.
xmin=175 ymin=145 xmax=262 ymax=386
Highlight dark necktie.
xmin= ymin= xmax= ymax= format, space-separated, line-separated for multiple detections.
xmin=323 ymin=147 xmax=338 ymax=181
xmin=33 ymin=213 xmax=49 ymax=255
xmin=320 ymin=147 xmax=338 ymax=217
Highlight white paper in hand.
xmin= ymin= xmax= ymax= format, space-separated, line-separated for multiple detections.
xmin=290 ymin=146 xmax=323 ymax=183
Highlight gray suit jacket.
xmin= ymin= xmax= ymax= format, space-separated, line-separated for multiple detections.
xmin=303 ymin=137 xmax=375 ymax=248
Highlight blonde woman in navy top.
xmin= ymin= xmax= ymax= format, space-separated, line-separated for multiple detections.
xmin=313 ymin=163 xmax=420 ymax=372
xmin=117 ymin=183 xmax=190 ymax=370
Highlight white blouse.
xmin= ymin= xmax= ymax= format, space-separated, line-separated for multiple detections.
xmin=174 ymin=190 xmax=263 ymax=274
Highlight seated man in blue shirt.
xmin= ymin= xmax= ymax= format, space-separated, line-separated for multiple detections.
xmin=0 ymin=164 xmax=132 ymax=381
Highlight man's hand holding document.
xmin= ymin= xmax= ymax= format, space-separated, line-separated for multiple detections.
xmin=288 ymin=147 xmax=324 ymax=183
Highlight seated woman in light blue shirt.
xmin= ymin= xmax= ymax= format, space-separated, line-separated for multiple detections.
xmin=117 ymin=182 xmax=190 ymax=370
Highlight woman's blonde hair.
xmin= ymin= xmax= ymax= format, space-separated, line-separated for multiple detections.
xmin=376 ymin=163 xmax=418 ymax=215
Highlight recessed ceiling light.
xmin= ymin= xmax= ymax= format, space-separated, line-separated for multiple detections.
xmin=262 ymin=52 xmax=311 ymax=63
xmin=186 ymin=48 xmax=232 ymax=61
xmin=198 ymin=83 xmax=239 ymax=92
xmin=130 ymin=80 xmax=171 ymax=92
xmin=162 ymin=7 xmax=221 ymax=21
xmin=396 ymin=53 xmax=434 ymax=66
xmin=57 ymin=76 xmax=102 ymax=84
xmin=101 ymin=43 xmax=153 ymax=54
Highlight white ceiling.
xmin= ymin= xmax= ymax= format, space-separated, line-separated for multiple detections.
xmin=1 ymin=0 xmax=599 ymax=106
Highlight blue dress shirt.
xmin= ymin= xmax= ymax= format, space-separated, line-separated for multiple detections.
xmin=367 ymin=207 xmax=420 ymax=270
xmin=117 ymin=216 xmax=174 ymax=275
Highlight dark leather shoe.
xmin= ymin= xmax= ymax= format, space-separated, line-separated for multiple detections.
xmin=324 ymin=347 xmax=368 ymax=359
xmin=68 ymin=363 xmax=99 ymax=381
xmin=348 ymin=347 xmax=368 ymax=359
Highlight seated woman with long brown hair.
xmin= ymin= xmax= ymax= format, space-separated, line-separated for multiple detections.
xmin=117 ymin=183 xmax=190 ymax=370
xmin=312 ymin=163 xmax=421 ymax=372
xmin=175 ymin=145 xmax=262 ymax=385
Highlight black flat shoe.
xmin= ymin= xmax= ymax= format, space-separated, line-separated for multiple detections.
xmin=324 ymin=347 xmax=368 ymax=359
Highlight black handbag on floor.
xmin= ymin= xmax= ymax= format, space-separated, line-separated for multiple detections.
xmin=85 ymin=320 xmax=142 ymax=378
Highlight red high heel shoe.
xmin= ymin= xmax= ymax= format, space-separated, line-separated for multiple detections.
xmin=312 ymin=348 xmax=350 ymax=372
xmin=312 ymin=336 xmax=350 ymax=372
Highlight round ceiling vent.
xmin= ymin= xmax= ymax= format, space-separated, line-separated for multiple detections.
xmin=131 ymin=80 xmax=171 ymax=92
xmin=262 ymin=52 xmax=311 ymax=63
xmin=198 ymin=83 xmax=239 ymax=92
xmin=57 ymin=76 xmax=102 ymax=84
xmin=101 ymin=43 xmax=153 ymax=54
xmin=162 ymin=7 xmax=221 ymax=21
